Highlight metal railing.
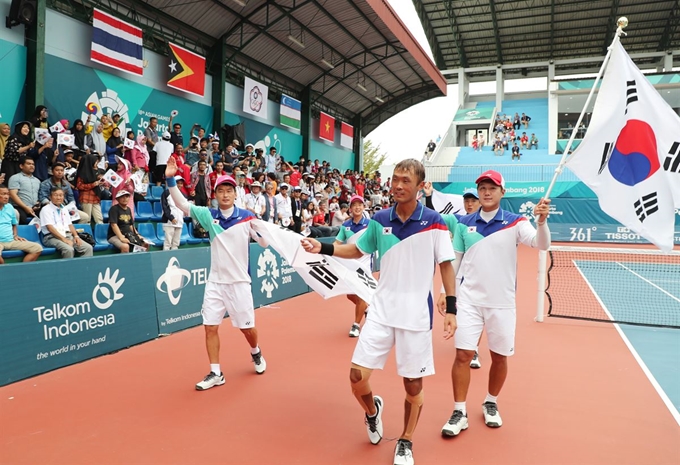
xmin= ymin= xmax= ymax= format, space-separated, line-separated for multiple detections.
xmin=425 ymin=164 xmax=579 ymax=183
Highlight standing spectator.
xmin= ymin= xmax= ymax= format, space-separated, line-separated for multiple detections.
xmin=264 ymin=147 xmax=279 ymax=174
xmin=426 ymin=139 xmax=436 ymax=157
xmin=290 ymin=185 xmax=303 ymax=233
xmin=529 ymin=133 xmax=539 ymax=149
xmin=275 ymin=183 xmax=292 ymax=227
xmin=8 ymin=157 xmax=41 ymax=224
xmin=160 ymin=178 xmax=184 ymax=251
xmin=144 ymin=117 xmax=159 ymax=149
xmin=106 ymin=127 xmax=124 ymax=173
xmin=521 ymin=113 xmax=531 ymax=129
xmin=185 ymin=136 xmax=200 ymax=167
xmin=100 ymin=114 xmax=116 ymax=141
xmin=234 ymin=172 xmax=248 ymax=209
xmin=471 ymin=134 xmax=478 ymax=151
xmin=107 ymin=190 xmax=147 ymax=253
xmin=40 ymin=187 xmax=93 ymax=259
xmin=1 ymin=122 xmax=34 ymax=180
xmin=511 ymin=142 xmax=521 ymax=161
xmin=87 ymin=122 xmax=107 ymax=155
xmin=71 ymin=117 xmax=92 ymax=157
xmin=169 ymin=121 xmax=184 ymax=148
xmin=245 ymin=181 xmax=266 ymax=219
xmin=209 ymin=160 xmax=226 ymax=208
xmin=75 ymin=153 xmax=104 ymax=224
xmin=190 ymin=160 xmax=211 ymax=207
xmin=0 ymin=183 xmax=42 ymax=264
xmin=478 ymin=133 xmax=485 ymax=150
xmin=38 ymin=162 xmax=90 ymax=224
xmin=30 ymin=134 xmax=54 ymax=182
xmin=130 ymin=135 xmax=150 ymax=175
xmin=30 ymin=105 xmax=49 ymax=129
xmin=153 ymin=132 xmax=173 ymax=186
xmin=331 ymin=202 xmax=349 ymax=227
xmin=301 ymin=201 xmax=315 ymax=237
xmin=191 ymin=150 xmax=213 ymax=175
xmin=0 ymin=123 xmax=10 ymax=163
xmin=263 ymin=181 xmax=277 ymax=223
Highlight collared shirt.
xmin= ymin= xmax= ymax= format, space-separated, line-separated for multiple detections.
xmin=190 ymin=205 xmax=257 ymax=284
xmin=275 ymin=193 xmax=292 ymax=220
xmin=264 ymin=154 xmax=279 ymax=173
xmin=8 ymin=172 xmax=40 ymax=207
xmin=39 ymin=178 xmax=75 ymax=205
xmin=455 ymin=208 xmax=536 ymax=308
xmin=39 ymin=202 xmax=72 ymax=236
xmin=245 ymin=193 xmax=266 ymax=218
xmin=336 ymin=216 xmax=371 ymax=271
xmin=0 ymin=203 xmax=17 ymax=242
xmin=356 ymin=203 xmax=454 ymax=331
xmin=144 ymin=126 xmax=159 ymax=145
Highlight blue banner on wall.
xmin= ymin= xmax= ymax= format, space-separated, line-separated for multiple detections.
xmin=0 ymin=254 xmax=159 ymax=386
xmin=249 ymin=242 xmax=310 ymax=308
xmin=151 ymin=248 xmax=210 ymax=333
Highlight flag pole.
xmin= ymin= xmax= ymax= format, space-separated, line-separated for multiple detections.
xmin=535 ymin=17 xmax=629 ymax=323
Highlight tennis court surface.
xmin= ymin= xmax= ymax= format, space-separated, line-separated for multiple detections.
xmin=1 ymin=246 xmax=678 ymax=465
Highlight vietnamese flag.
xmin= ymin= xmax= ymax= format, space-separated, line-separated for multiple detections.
xmin=168 ymin=42 xmax=206 ymax=97
xmin=319 ymin=112 xmax=335 ymax=143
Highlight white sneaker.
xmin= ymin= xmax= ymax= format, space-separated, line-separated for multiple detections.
xmin=252 ymin=351 xmax=266 ymax=374
xmin=195 ymin=372 xmax=225 ymax=391
xmin=349 ymin=323 xmax=360 ymax=337
xmin=365 ymin=395 xmax=384 ymax=444
xmin=470 ymin=352 xmax=481 ymax=369
xmin=441 ymin=409 xmax=468 ymax=437
xmin=393 ymin=439 xmax=414 ymax=465
xmin=482 ymin=402 xmax=502 ymax=427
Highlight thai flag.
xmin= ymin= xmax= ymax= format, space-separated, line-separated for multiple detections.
xmin=90 ymin=9 xmax=143 ymax=76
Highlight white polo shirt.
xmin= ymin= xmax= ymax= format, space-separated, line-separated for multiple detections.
xmin=275 ymin=193 xmax=292 ymax=222
xmin=39 ymin=202 xmax=73 ymax=236
xmin=190 ymin=205 xmax=258 ymax=284
xmin=245 ymin=192 xmax=266 ymax=218
xmin=356 ymin=203 xmax=455 ymax=331
xmin=455 ymin=208 xmax=537 ymax=308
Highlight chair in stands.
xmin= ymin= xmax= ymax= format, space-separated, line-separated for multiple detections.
xmin=151 ymin=186 xmax=164 ymax=201
xmin=93 ymin=224 xmax=113 ymax=250
xmin=73 ymin=224 xmax=109 ymax=252
xmin=156 ymin=222 xmax=187 ymax=247
xmin=181 ymin=223 xmax=203 ymax=245
xmin=189 ymin=221 xmax=210 ymax=243
xmin=101 ymin=200 xmax=112 ymax=222
xmin=137 ymin=222 xmax=163 ymax=247
xmin=152 ymin=201 xmax=163 ymax=221
xmin=17 ymin=225 xmax=56 ymax=256
xmin=135 ymin=201 xmax=154 ymax=221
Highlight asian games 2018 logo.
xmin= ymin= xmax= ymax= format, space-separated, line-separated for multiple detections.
xmin=82 ymin=89 xmax=130 ymax=135
xmin=607 ymin=119 xmax=659 ymax=186
xmin=249 ymin=86 xmax=264 ymax=113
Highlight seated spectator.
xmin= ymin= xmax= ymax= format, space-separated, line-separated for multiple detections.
xmin=153 ymin=132 xmax=173 ymax=186
xmin=301 ymin=201 xmax=315 ymax=237
xmin=8 ymin=157 xmax=41 ymax=224
xmin=331 ymin=202 xmax=349 ymax=227
xmin=0 ymin=183 xmax=41 ymax=264
xmin=31 ymin=105 xmax=49 ymax=130
xmin=520 ymin=132 xmax=529 ymax=149
xmin=87 ymin=121 xmax=107 ymax=155
xmin=40 ymin=187 xmax=93 ymax=259
xmin=185 ymin=136 xmax=200 ymax=167
xmin=39 ymin=162 xmax=89 ymax=224
xmin=0 ymin=122 xmax=10 ymax=162
xmin=521 ymin=113 xmax=531 ymax=128
xmin=311 ymin=202 xmax=336 ymax=237
xmin=130 ymin=134 xmax=150 ymax=174
xmin=191 ymin=149 xmax=213 ymax=175
xmin=493 ymin=136 xmax=504 ymax=156
xmin=501 ymin=133 xmax=509 ymax=149
xmin=471 ymin=135 xmax=478 ymax=151
xmin=530 ymin=133 xmax=539 ymax=149
xmin=511 ymin=143 xmax=521 ymax=161
xmin=328 ymin=196 xmax=340 ymax=213
xmin=106 ymin=127 xmax=124 ymax=172
xmin=478 ymin=133 xmax=485 ymax=150
xmin=107 ymin=190 xmax=147 ymax=253
xmin=160 ymin=178 xmax=184 ymax=251
xmin=513 ymin=113 xmax=521 ymax=130
xmin=99 ymin=114 xmax=115 ymax=141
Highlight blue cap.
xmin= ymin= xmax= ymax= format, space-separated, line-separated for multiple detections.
xmin=462 ymin=188 xmax=479 ymax=199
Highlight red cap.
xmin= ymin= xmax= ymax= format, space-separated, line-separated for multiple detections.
xmin=475 ymin=170 xmax=505 ymax=188
xmin=214 ymin=174 xmax=236 ymax=191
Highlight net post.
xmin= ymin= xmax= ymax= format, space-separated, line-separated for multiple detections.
xmin=535 ymin=250 xmax=548 ymax=322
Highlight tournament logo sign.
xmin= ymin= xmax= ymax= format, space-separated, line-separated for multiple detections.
xmin=256 ymin=249 xmax=279 ymax=298
xmin=250 ymin=86 xmax=264 ymax=113
xmin=81 ymin=89 xmax=130 ymax=135
xmin=607 ymin=120 xmax=659 ymax=186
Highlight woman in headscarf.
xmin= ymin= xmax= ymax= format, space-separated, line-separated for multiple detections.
xmin=88 ymin=121 xmax=107 ymax=155
xmin=0 ymin=122 xmax=35 ymax=179
xmin=123 ymin=130 xmax=136 ymax=165
xmin=71 ymin=116 xmax=93 ymax=157
xmin=130 ymin=134 xmax=150 ymax=194
xmin=0 ymin=123 xmax=10 ymax=163
xmin=75 ymin=153 xmax=104 ymax=224
xmin=106 ymin=127 xmax=124 ymax=173
xmin=31 ymin=105 xmax=49 ymax=129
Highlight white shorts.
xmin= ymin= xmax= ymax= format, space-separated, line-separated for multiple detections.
xmin=351 ymin=319 xmax=434 ymax=379
xmin=201 ymin=281 xmax=255 ymax=328
xmin=455 ymin=302 xmax=516 ymax=356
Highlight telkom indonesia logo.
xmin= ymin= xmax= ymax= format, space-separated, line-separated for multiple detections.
xmin=156 ymin=257 xmax=192 ymax=306
xmin=92 ymin=268 xmax=125 ymax=310
xmin=256 ymin=249 xmax=279 ymax=298
xmin=518 ymin=201 xmax=536 ymax=220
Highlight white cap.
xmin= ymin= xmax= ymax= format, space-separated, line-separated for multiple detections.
xmin=250 ymin=181 xmax=262 ymax=188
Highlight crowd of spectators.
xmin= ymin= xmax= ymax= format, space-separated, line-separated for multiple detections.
xmin=469 ymin=112 xmax=538 ymax=160
xmin=0 ymin=105 xmax=394 ymax=262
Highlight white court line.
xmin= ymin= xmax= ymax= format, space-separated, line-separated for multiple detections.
xmin=615 ymin=262 xmax=680 ymax=304
xmin=572 ymin=260 xmax=680 ymax=426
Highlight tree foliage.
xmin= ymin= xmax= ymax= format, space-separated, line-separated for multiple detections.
xmin=362 ymin=139 xmax=388 ymax=174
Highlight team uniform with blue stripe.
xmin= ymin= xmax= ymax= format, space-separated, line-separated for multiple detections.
xmin=454 ymin=208 xmax=538 ymax=355
xmin=190 ymin=205 xmax=260 ymax=327
xmin=335 ymin=216 xmax=372 ymax=272
xmin=351 ymin=203 xmax=455 ymax=378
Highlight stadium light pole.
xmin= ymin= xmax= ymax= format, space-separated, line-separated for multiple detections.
xmin=535 ymin=17 xmax=629 ymax=323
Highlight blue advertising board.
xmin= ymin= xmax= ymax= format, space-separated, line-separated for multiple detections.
xmin=249 ymin=243 xmax=310 ymax=308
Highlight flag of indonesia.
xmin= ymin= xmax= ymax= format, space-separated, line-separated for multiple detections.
xmin=91 ymin=9 xmax=143 ymax=76
xmin=340 ymin=122 xmax=353 ymax=149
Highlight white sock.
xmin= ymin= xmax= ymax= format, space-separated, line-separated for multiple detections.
xmin=454 ymin=402 xmax=467 ymax=415
xmin=484 ymin=393 xmax=498 ymax=404
xmin=250 ymin=346 xmax=260 ymax=355
xmin=210 ymin=363 xmax=221 ymax=375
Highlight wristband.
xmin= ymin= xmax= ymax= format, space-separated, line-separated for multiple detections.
xmin=166 ymin=176 xmax=177 ymax=188
xmin=319 ymin=242 xmax=334 ymax=256
xmin=445 ymin=296 xmax=457 ymax=315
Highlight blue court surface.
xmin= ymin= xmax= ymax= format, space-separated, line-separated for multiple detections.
xmin=575 ymin=259 xmax=680 ymax=420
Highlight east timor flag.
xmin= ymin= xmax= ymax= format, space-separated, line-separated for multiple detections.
xmin=168 ymin=43 xmax=206 ymax=97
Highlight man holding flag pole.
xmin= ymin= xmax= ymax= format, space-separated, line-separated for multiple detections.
xmin=534 ymin=17 xmax=680 ymax=323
